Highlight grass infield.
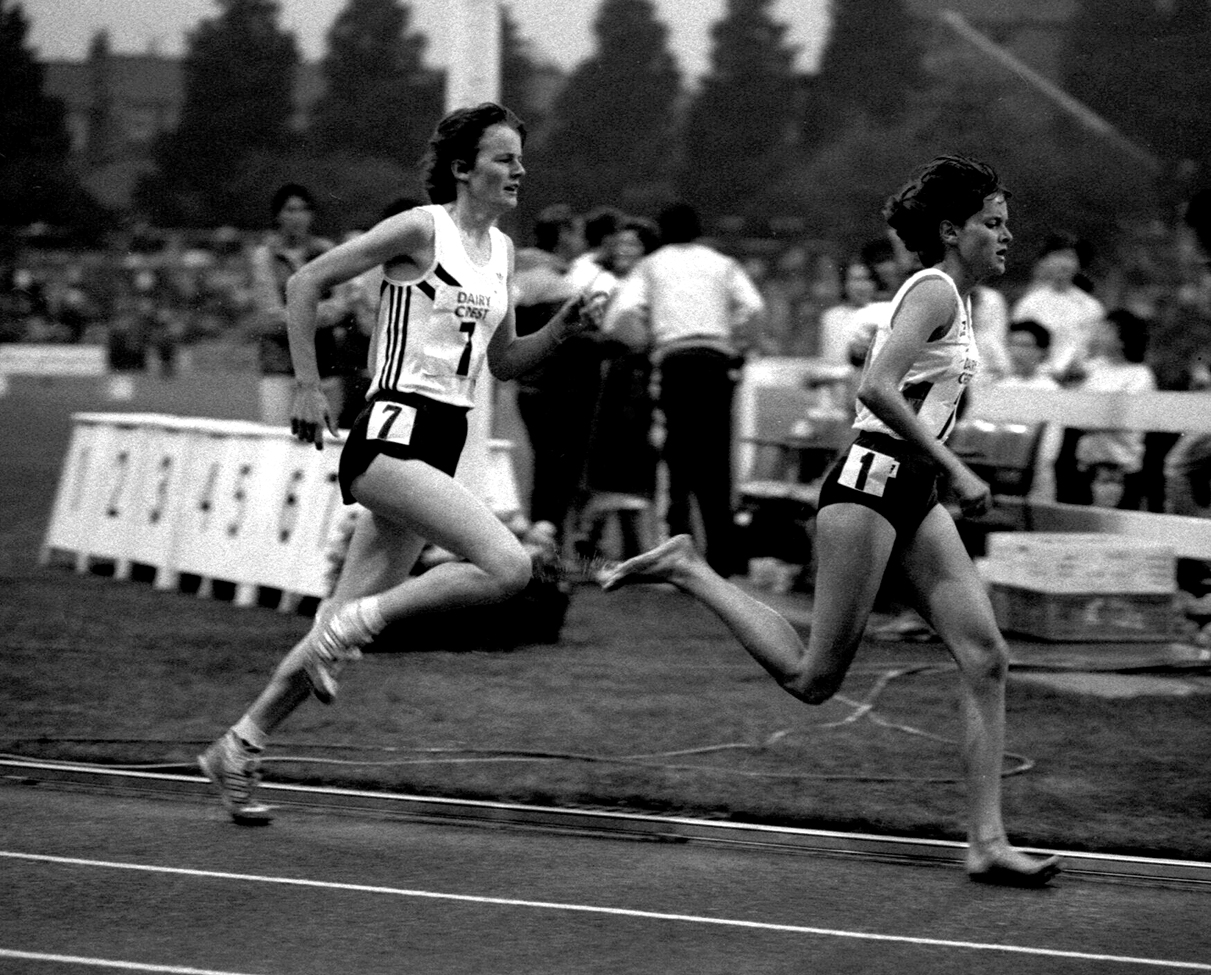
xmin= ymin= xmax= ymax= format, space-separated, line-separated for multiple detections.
xmin=5 ymin=563 xmax=1210 ymax=860
xmin=2 ymin=377 xmax=1209 ymax=860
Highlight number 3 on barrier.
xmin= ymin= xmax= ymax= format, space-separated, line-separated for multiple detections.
xmin=368 ymin=401 xmax=417 ymax=445
xmin=838 ymin=446 xmax=899 ymax=497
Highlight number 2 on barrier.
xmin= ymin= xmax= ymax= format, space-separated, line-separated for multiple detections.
xmin=838 ymin=446 xmax=899 ymax=498
xmin=368 ymin=401 xmax=417 ymax=445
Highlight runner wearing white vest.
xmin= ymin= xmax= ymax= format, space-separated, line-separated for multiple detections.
xmin=604 ymin=155 xmax=1061 ymax=887
xmin=199 ymin=103 xmax=598 ymax=824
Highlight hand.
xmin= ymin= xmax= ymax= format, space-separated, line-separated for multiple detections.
xmin=555 ymin=291 xmax=607 ymax=338
xmin=578 ymin=290 xmax=610 ymax=331
xmin=290 ymin=383 xmax=337 ymax=450
xmin=949 ymin=462 xmax=992 ymax=518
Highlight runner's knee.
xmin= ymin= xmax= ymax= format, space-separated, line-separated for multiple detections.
xmin=959 ymin=633 xmax=1009 ymax=687
xmin=486 ymin=545 xmax=533 ymax=599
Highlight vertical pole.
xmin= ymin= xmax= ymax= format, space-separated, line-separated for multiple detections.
xmin=446 ymin=0 xmax=504 ymax=509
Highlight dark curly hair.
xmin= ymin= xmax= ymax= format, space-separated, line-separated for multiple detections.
xmin=269 ymin=182 xmax=314 ymax=219
xmin=883 ymin=155 xmax=1010 ymax=267
xmin=421 ymin=102 xmax=526 ymax=205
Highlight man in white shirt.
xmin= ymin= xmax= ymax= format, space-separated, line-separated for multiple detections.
xmin=609 ymin=203 xmax=765 ymax=576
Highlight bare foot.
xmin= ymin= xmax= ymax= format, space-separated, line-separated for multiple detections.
xmin=967 ymin=839 xmax=1061 ymax=887
xmin=598 ymin=534 xmax=703 ymax=591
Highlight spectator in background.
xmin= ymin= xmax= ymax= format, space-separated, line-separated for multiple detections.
xmin=609 ymin=202 xmax=766 ymax=577
xmin=968 ymin=282 xmax=1011 ymax=397
xmin=995 ymin=319 xmax=1061 ymax=502
xmin=249 ymin=183 xmax=347 ymax=425
xmin=578 ymin=215 xmax=663 ymax=560
xmin=861 ymin=234 xmax=914 ymax=299
xmin=567 ymin=204 xmax=622 ymax=293
xmin=760 ymin=244 xmax=822 ymax=356
xmin=844 ymin=236 xmax=917 ymax=368
xmin=1010 ymin=232 xmax=1104 ymax=382
xmin=512 ymin=203 xmax=599 ymax=549
xmin=1147 ymin=191 xmax=1211 ymax=521
xmin=817 ymin=257 xmax=878 ymax=366
xmin=106 ymin=276 xmax=156 ymax=371
xmin=48 ymin=263 xmax=100 ymax=343
xmin=1000 ymin=318 xmax=1056 ymax=388
xmin=1073 ymin=309 xmax=1157 ymax=508
xmin=1014 ymin=233 xmax=1107 ymax=503
xmin=1165 ymin=359 xmax=1211 ymax=520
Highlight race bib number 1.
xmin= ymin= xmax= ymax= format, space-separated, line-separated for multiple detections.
xmin=837 ymin=446 xmax=900 ymax=498
xmin=367 ymin=401 xmax=417 ymax=445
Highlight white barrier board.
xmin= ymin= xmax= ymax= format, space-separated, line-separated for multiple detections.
xmin=43 ymin=413 xmax=523 ymax=607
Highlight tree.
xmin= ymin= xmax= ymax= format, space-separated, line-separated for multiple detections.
xmin=1064 ymin=0 xmax=1211 ymax=169
xmin=136 ymin=0 xmax=299 ymax=227
xmin=85 ymin=30 xmax=120 ymax=166
xmin=0 ymin=0 xmax=102 ymax=232
xmin=523 ymin=0 xmax=682 ymax=216
xmin=308 ymin=0 xmax=442 ymax=167
xmin=813 ymin=0 xmax=925 ymax=134
xmin=773 ymin=35 xmax=1162 ymax=275
xmin=678 ymin=0 xmax=802 ymax=219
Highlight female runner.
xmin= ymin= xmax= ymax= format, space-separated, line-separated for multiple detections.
xmin=603 ymin=155 xmax=1061 ymax=886
xmin=199 ymin=103 xmax=596 ymax=822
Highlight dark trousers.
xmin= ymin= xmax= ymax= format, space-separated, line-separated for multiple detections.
xmin=517 ymin=379 xmax=601 ymax=537
xmin=658 ymin=348 xmax=740 ymax=576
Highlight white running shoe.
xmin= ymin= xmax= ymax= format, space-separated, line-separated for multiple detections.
xmin=301 ymin=604 xmax=371 ymax=704
xmin=197 ymin=731 xmax=273 ymax=825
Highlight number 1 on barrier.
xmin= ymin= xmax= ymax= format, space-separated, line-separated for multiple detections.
xmin=368 ymin=401 xmax=417 ymax=445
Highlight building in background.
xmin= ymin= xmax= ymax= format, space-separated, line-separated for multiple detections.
xmin=41 ymin=32 xmax=325 ymax=212
xmin=41 ymin=29 xmax=566 ymax=215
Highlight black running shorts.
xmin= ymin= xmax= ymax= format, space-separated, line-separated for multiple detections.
xmin=338 ymin=392 xmax=469 ymax=504
xmin=817 ymin=431 xmax=942 ymax=540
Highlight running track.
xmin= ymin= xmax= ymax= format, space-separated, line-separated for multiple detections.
xmin=1 ymin=782 xmax=1207 ymax=974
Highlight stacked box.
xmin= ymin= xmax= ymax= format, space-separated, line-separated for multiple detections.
xmin=982 ymin=533 xmax=1178 ymax=641
xmin=983 ymin=532 xmax=1174 ymax=594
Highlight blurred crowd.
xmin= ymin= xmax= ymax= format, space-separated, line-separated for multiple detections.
xmin=2 ymin=187 xmax=1210 ymax=575
xmin=0 ymin=225 xmax=258 ymax=374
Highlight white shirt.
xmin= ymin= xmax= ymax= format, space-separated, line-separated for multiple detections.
xmin=611 ymin=242 xmax=765 ymax=360
xmin=818 ymin=303 xmax=869 ymax=366
xmin=1011 ymin=284 xmax=1104 ymax=375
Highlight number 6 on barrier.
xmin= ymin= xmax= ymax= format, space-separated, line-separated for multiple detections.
xmin=368 ymin=401 xmax=417 ymax=445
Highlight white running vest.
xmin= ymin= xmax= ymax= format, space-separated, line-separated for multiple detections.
xmin=368 ymin=204 xmax=510 ymax=408
xmin=852 ymin=267 xmax=978 ymax=443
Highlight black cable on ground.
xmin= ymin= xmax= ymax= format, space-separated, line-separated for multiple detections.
xmin=0 ymin=660 xmax=1092 ymax=784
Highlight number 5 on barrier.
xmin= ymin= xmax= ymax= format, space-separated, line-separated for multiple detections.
xmin=368 ymin=401 xmax=417 ymax=445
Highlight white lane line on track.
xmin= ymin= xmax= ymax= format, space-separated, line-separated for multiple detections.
xmin=0 ymin=949 xmax=262 ymax=974
xmin=4 ymin=850 xmax=1209 ymax=971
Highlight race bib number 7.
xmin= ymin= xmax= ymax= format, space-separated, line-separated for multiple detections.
xmin=367 ymin=401 xmax=417 ymax=445
xmin=837 ymin=446 xmax=900 ymax=498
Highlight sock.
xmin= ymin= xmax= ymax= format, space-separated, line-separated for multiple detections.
xmin=231 ymin=715 xmax=267 ymax=752
xmin=353 ymin=594 xmax=387 ymax=636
